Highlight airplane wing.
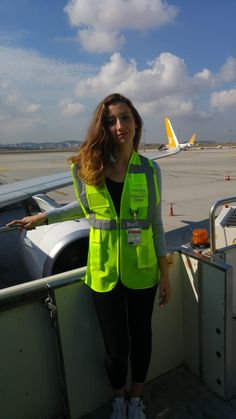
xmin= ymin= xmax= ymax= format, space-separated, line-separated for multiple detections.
xmin=141 ymin=147 xmax=179 ymax=160
xmin=0 ymin=117 xmax=180 ymax=210
xmin=0 ymin=150 xmax=177 ymax=209
xmin=0 ymin=171 xmax=72 ymax=209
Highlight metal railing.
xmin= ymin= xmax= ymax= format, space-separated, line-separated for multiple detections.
xmin=209 ymin=195 xmax=236 ymax=254
xmin=0 ymin=226 xmax=19 ymax=233
xmin=0 ymin=265 xmax=86 ymax=302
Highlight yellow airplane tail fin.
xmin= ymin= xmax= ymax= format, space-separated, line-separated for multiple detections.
xmin=164 ymin=116 xmax=179 ymax=148
xmin=188 ymin=133 xmax=196 ymax=146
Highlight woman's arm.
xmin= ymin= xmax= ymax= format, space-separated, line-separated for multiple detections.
xmin=152 ymin=162 xmax=167 ymax=256
xmin=47 ymin=201 xmax=84 ymax=224
xmin=152 ymin=161 xmax=171 ymax=306
xmin=157 ymin=255 xmax=171 ymax=307
xmin=6 ymin=211 xmax=48 ymax=230
xmin=6 ymin=200 xmax=84 ymax=231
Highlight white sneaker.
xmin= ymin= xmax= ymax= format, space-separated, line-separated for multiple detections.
xmin=110 ymin=397 xmax=127 ymax=419
xmin=128 ymin=397 xmax=147 ymax=419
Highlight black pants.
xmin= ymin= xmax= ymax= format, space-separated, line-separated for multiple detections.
xmin=92 ymin=281 xmax=158 ymax=389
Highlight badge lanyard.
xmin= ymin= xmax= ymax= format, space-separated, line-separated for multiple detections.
xmin=128 ymin=208 xmax=141 ymax=246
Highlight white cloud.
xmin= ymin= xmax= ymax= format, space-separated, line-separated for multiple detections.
xmin=78 ymin=29 xmax=125 ymax=53
xmin=78 ymin=52 xmax=204 ymax=133
xmin=0 ymin=116 xmax=44 ymax=141
xmin=137 ymin=95 xmax=209 ymax=120
xmin=75 ymin=52 xmax=192 ymax=103
xmin=0 ymin=45 xmax=91 ymax=86
xmin=64 ymin=0 xmax=178 ymax=52
xmin=59 ymin=98 xmax=85 ymax=117
xmin=217 ymin=57 xmax=236 ymax=83
xmin=194 ymin=69 xmax=215 ymax=89
xmin=0 ymin=79 xmax=11 ymax=89
xmin=76 ymin=51 xmax=236 ymax=121
xmin=0 ymin=76 xmax=42 ymax=139
xmin=1 ymin=39 xmax=236 ymax=143
xmin=194 ymin=58 xmax=236 ymax=90
xmin=75 ymin=53 xmax=137 ymax=97
xmin=210 ymin=88 xmax=236 ymax=111
xmin=139 ymin=53 xmax=188 ymax=96
xmin=0 ymin=78 xmax=44 ymax=139
xmin=26 ymin=103 xmax=41 ymax=113
xmin=0 ymin=45 xmax=94 ymax=141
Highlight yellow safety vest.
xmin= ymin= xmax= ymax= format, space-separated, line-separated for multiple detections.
xmin=71 ymin=151 xmax=160 ymax=292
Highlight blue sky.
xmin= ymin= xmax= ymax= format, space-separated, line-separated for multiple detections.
xmin=0 ymin=0 xmax=236 ymax=144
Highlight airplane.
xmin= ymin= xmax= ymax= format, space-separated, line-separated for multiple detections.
xmin=162 ymin=117 xmax=196 ymax=151
xmin=179 ymin=133 xmax=196 ymax=150
xmin=0 ymin=117 xmax=180 ymax=279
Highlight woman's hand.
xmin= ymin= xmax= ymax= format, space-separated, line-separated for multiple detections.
xmin=157 ymin=255 xmax=171 ymax=307
xmin=158 ymin=274 xmax=171 ymax=307
xmin=6 ymin=212 xmax=47 ymax=231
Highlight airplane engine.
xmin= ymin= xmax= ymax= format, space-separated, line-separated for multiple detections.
xmin=19 ymin=194 xmax=90 ymax=279
xmin=20 ymin=220 xmax=89 ymax=279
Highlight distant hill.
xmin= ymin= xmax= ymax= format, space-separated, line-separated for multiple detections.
xmin=0 ymin=140 xmax=82 ymax=151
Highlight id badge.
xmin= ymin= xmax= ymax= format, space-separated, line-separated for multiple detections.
xmin=128 ymin=228 xmax=141 ymax=246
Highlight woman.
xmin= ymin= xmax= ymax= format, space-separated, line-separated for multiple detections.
xmin=7 ymin=93 xmax=171 ymax=419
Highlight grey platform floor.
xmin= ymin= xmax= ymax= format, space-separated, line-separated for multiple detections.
xmin=82 ymin=366 xmax=236 ymax=419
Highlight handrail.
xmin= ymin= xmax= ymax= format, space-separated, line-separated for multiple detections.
xmin=209 ymin=195 xmax=236 ymax=254
xmin=0 ymin=265 xmax=86 ymax=302
xmin=0 ymin=226 xmax=19 ymax=233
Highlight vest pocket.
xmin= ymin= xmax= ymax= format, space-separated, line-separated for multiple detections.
xmin=137 ymin=229 xmax=157 ymax=269
xmin=87 ymin=190 xmax=110 ymax=210
xmin=89 ymin=228 xmax=102 ymax=270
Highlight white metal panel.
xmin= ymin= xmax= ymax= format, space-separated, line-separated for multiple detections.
xmin=180 ymin=245 xmax=235 ymax=400
xmin=0 ymin=301 xmax=64 ymax=419
xmin=181 ymin=254 xmax=200 ymax=376
xmin=225 ymin=247 xmax=236 ymax=316
xmin=201 ymin=263 xmax=228 ymax=399
xmin=149 ymin=253 xmax=184 ymax=379
xmin=54 ymin=282 xmax=112 ymax=419
xmin=232 ymin=320 xmax=236 ymax=396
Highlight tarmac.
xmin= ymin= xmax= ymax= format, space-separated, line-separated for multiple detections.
xmin=1 ymin=148 xmax=236 ymax=418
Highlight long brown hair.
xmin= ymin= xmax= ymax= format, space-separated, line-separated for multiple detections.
xmin=71 ymin=93 xmax=143 ymax=185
